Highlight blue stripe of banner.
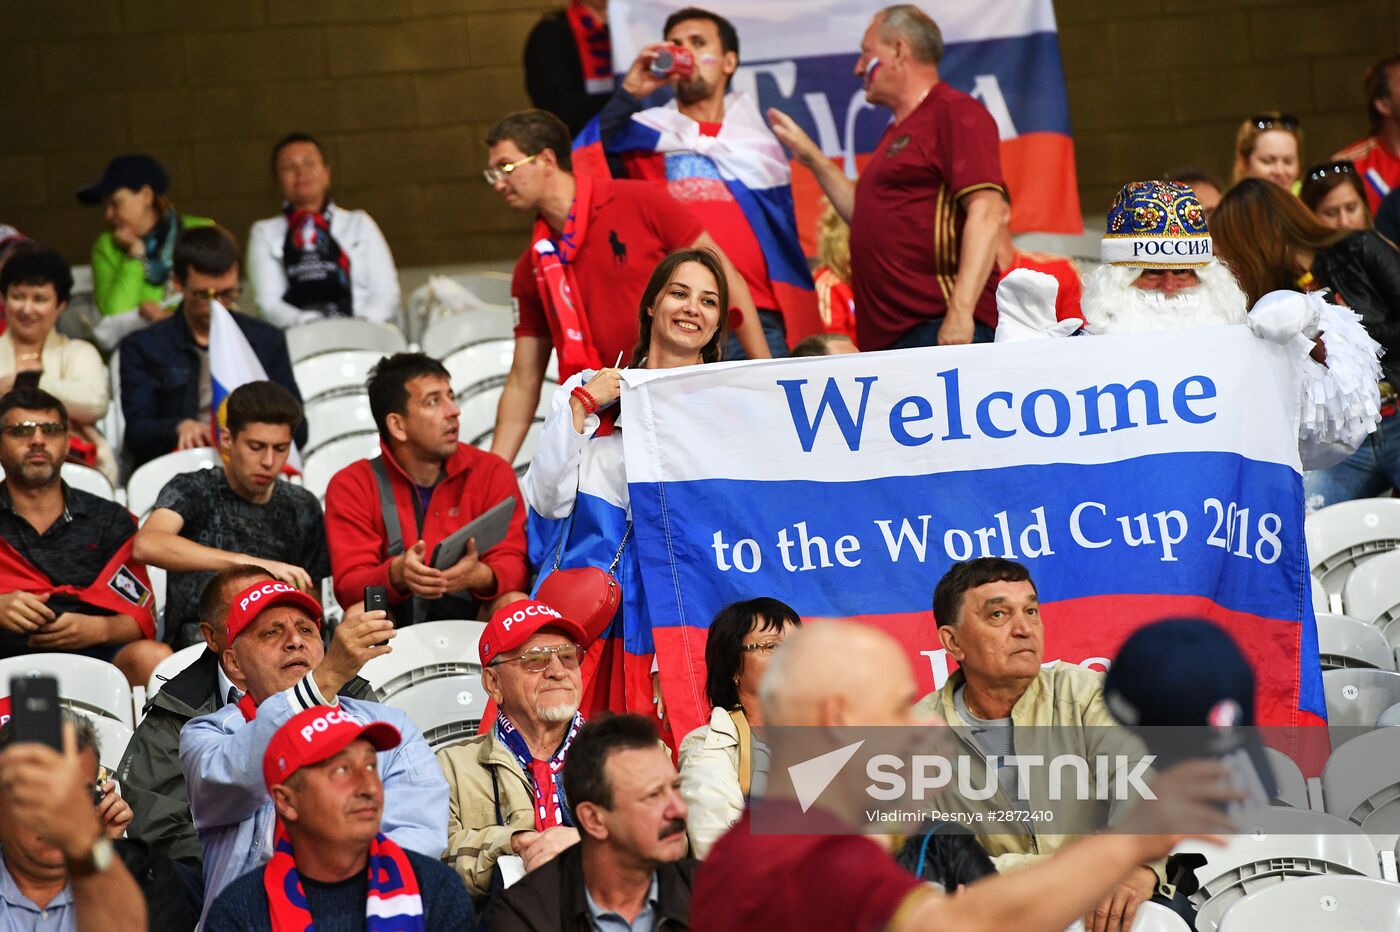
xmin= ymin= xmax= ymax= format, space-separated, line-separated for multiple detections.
xmin=629 ymin=451 xmax=1307 ymax=628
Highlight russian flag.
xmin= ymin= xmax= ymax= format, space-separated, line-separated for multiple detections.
xmin=574 ymin=94 xmax=822 ymax=343
xmin=621 ymin=329 xmax=1324 ymax=745
xmin=208 ymin=300 xmax=303 ymax=471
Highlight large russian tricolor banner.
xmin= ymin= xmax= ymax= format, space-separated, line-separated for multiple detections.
xmin=608 ymin=0 xmax=1082 ymax=247
xmin=622 ymin=328 xmax=1323 ymax=743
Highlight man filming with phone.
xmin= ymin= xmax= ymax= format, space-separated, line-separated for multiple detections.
xmin=0 ymin=714 xmax=148 ymax=931
xmin=325 ymin=353 xmax=529 ymax=626
xmin=180 ymin=579 xmax=448 ymax=925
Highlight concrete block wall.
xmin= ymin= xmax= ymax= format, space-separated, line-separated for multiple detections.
xmin=2 ymin=0 xmax=1394 ymax=270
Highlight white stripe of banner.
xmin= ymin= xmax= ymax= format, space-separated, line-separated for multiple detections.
xmin=620 ymin=328 xmax=1304 ymax=485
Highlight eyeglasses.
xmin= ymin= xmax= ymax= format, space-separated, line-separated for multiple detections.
xmin=1306 ymin=160 xmax=1357 ymax=183
xmin=2 ymin=421 xmax=65 ymax=439
xmin=483 ymin=154 xmax=537 ymax=186
xmin=1250 ymin=113 xmax=1300 ymax=132
xmin=487 ymin=642 xmax=582 ymax=673
xmin=741 ymin=640 xmax=785 ymax=655
xmin=187 ymin=287 xmax=242 ymax=306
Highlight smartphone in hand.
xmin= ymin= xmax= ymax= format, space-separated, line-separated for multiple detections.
xmin=10 ymin=675 xmax=62 ymax=751
xmin=365 ymin=586 xmax=390 ymax=648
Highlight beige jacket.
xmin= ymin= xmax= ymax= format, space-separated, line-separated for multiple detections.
xmin=0 ymin=330 xmax=115 ymax=481
xmin=436 ymin=731 xmax=538 ymax=900
xmin=913 ymin=662 xmax=1168 ymax=890
xmin=677 ymin=706 xmax=749 ymax=858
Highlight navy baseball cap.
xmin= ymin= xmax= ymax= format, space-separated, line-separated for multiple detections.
xmin=1104 ymin=618 xmax=1256 ymax=728
xmin=76 ymin=154 xmax=169 ymax=205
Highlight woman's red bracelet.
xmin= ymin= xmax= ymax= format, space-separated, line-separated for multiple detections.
xmin=572 ymin=386 xmax=599 ymax=414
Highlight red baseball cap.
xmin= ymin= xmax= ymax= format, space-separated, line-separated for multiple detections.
xmin=263 ymin=705 xmax=401 ymax=791
xmin=225 ymin=580 xmax=323 ymax=644
xmin=480 ymin=599 xmax=588 ymax=667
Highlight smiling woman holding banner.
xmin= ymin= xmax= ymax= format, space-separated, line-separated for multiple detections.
xmin=522 ymin=248 xmax=729 ymax=724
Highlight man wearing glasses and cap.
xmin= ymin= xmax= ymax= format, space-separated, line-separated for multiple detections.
xmin=181 ymin=579 xmax=447 ymax=926
xmin=118 ymin=225 xmax=306 ymax=467
xmin=438 ymin=598 xmax=590 ymax=903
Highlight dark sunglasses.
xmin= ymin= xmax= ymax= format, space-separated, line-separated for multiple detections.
xmin=1306 ymin=160 xmax=1357 ymax=183
xmin=1251 ymin=113 xmax=1300 ymax=132
xmin=2 ymin=421 xmax=65 ymax=439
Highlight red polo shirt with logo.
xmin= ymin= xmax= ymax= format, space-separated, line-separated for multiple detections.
xmin=850 ymin=82 xmax=1005 ymax=350
xmin=512 ymin=177 xmax=705 ymax=367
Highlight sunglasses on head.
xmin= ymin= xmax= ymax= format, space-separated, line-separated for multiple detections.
xmin=1251 ymin=113 xmax=1300 ymax=132
xmin=1306 ymin=160 xmax=1356 ymax=183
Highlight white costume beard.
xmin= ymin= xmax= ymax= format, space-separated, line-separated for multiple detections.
xmin=1080 ymin=260 xmax=1249 ymax=334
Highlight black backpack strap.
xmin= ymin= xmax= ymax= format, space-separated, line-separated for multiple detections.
xmin=370 ymin=457 xmax=404 ymax=558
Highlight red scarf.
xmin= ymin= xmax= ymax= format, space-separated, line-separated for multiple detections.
xmin=0 ymin=534 xmax=155 ymax=638
xmin=531 ymin=174 xmax=603 ymax=380
xmin=264 ymin=821 xmax=423 ymax=932
xmin=565 ymin=0 xmax=614 ymax=95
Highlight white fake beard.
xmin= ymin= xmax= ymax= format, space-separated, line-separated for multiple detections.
xmin=1081 ymin=260 xmax=1249 ymax=334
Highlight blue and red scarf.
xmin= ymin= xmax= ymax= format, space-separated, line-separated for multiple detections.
xmin=264 ymin=822 xmax=423 ymax=932
xmin=282 ymin=202 xmax=353 ymax=318
xmin=531 ymin=174 xmax=602 ymax=380
xmin=565 ymin=0 xmax=613 ymax=96
xmin=494 ymin=709 xmax=584 ymax=831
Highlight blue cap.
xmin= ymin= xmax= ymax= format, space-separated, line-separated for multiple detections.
xmin=76 ymin=154 xmax=169 ymax=205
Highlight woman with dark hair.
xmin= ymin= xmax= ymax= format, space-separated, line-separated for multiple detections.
xmin=678 ymin=597 xmax=801 ymax=857
xmin=1301 ymin=161 xmax=1374 ymax=232
xmin=522 ymin=248 xmax=729 ymax=716
xmin=75 ymin=154 xmax=214 ymax=350
xmin=1213 ymin=178 xmax=1397 ymax=507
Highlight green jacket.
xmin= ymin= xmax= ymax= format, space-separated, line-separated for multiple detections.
xmin=91 ymin=213 xmax=213 ymax=317
xmin=118 ymin=648 xmax=374 ymax=865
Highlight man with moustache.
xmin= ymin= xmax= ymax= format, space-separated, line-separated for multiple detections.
xmin=438 ymin=599 xmax=590 ymax=902
xmin=489 ymin=714 xmax=697 ymax=931
xmin=0 ymin=387 xmax=166 ymax=686
xmin=181 ymin=579 xmax=447 ymax=925
xmin=995 ymin=179 xmax=1382 ymax=472
xmin=591 ymin=6 xmax=820 ymax=356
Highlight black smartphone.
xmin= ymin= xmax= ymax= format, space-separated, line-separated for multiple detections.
xmin=365 ymin=586 xmax=390 ymax=647
xmin=10 ymin=675 xmax=62 ymax=751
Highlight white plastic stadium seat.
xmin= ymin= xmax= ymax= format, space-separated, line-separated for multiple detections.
xmin=0 ymin=653 xmax=135 ymax=728
xmin=358 ymin=620 xmax=485 ymax=701
xmin=1262 ymin=747 xmax=1309 ymax=809
xmin=1217 ymin=874 xmax=1400 ymax=932
xmin=1343 ymin=549 xmax=1400 ymax=629
xmin=1312 ymin=575 xmax=1328 ymax=614
xmin=443 ymin=339 xmax=515 ymax=397
xmin=285 ymin=318 xmax=405 ymax=364
xmin=146 ymin=642 xmax=207 ymax=699
xmin=422 ymin=308 xmax=514 ymax=360
xmin=382 ymin=674 xmax=488 ymax=751
xmin=1323 ymin=669 xmax=1400 ymax=745
xmin=293 ymin=350 xmax=386 ymax=403
xmin=1306 ymin=498 xmax=1400 ymax=599
xmin=126 ymin=447 xmax=222 ymax=520
xmin=1063 ymin=903 xmax=1191 ymax=932
xmin=1174 ymin=806 xmax=1380 ymax=932
xmin=471 ymin=418 xmax=544 ymax=468
xmin=0 ymin=462 xmax=115 ymax=503
xmin=303 ymin=393 xmax=377 ymax=455
xmin=456 ymin=378 xmax=557 ymax=443
xmin=301 ymin=435 xmax=382 ymax=500
xmin=87 ymin=714 xmax=134 ymax=774
xmin=1316 ymin=613 xmax=1396 ymax=671
xmin=1323 ymin=727 xmax=1400 ymax=835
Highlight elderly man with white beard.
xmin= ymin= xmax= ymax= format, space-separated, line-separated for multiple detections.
xmin=438 ymin=599 xmax=590 ymax=905
xmin=996 ymin=179 xmax=1382 ymax=471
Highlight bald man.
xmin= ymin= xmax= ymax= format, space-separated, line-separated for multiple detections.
xmin=691 ymin=623 xmax=1239 ymax=932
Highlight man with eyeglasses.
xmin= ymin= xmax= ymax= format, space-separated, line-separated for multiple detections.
xmin=438 ymin=598 xmax=589 ymax=903
xmin=0 ymin=387 xmax=170 ymax=686
xmin=118 ymin=225 xmax=306 ymax=467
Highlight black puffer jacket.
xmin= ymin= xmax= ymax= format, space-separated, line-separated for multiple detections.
xmin=1313 ymin=229 xmax=1400 ymax=386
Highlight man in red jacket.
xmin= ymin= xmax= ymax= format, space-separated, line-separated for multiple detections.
xmin=324 ymin=353 xmax=528 ymax=624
